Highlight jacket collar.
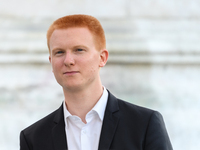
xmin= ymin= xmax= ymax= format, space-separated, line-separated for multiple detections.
xmin=52 ymin=104 xmax=68 ymax=150
xmin=98 ymin=90 xmax=120 ymax=150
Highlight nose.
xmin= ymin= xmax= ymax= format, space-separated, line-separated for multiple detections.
xmin=64 ymin=51 xmax=75 ymax=66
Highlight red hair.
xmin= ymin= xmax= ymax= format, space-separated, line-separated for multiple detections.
xmin=47 ymin=14 xmax=106 ymax=52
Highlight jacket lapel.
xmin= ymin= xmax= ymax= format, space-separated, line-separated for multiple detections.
xmin=98 ymin=91 xmax=120 ymax=150
xmin=52 ymin=104 xmax=68 ymax=150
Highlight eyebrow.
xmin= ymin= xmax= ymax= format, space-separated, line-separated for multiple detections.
xmin=51 ymin=45 xmax=89 ymax=53
xmin=73 ymin=45 xmax=89 ymax=49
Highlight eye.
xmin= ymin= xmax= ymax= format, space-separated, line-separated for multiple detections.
xmin=53 ymin=50 xmax=64 ymax=56
xmin=56 ymin=51 xmax=64 ymax=54
xmin=76 ymin=48 xmax=83 ymax=52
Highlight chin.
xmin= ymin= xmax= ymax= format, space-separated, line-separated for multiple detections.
xmin=62 ymin=83 xmax=84 ymax=92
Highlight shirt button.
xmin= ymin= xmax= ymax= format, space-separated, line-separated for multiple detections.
xmin=82 ymin=130 xmax=86 ymax=134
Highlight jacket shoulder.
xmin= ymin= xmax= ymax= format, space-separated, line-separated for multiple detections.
xmin=21 ymin=105 xmax=62 ymax=135
xmin=117 ymin=98 xmax=157 ymax=117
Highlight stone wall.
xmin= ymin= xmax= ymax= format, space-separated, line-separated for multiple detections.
xmin=1 ymin=0 xmax=200 ymax=149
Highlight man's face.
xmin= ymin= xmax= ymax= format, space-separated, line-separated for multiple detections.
xmin=49 ymin=27 xmax=108 ymax=92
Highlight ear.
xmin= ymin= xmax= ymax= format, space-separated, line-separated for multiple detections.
xmin=49 ymin=55 xmax=54 ymax=72
xmin=99 ymin=49 xmax=109 ymax=67
xmin=49 ymin=55 xmax=51 ymax=63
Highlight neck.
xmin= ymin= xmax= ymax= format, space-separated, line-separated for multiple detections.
xmin=63 ymin=83 xmax=103 ymax=123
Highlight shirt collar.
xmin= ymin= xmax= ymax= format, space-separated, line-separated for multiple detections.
xmin=91 ymin=86 xmax=108 ymax=121
xmin=63 ymin=86 xmax=108 ymax=123
xmin=63 ymin=100 xmax=71 ymax=118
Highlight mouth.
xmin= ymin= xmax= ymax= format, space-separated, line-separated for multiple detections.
xmin=63 ymin=71 xmax=79 ymax=76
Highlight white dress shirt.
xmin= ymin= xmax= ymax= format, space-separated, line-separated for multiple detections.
xmin=63 ymin=87 xmax=108 ymax=150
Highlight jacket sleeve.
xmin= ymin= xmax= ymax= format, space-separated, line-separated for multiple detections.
xmin=20 ymin=131 xmax=31 ymax=150
xmin=144 ymin=111 xmax=173 ymax=150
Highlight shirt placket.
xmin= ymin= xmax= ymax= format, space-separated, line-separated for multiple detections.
xmin=80 ymin=112 xmax=95 ymax=150
xmin=81 ymin=126 xmax=88 ymax=150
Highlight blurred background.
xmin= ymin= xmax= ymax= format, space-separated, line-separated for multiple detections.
xmin=1 ymin=0 xmax=200 ymax=149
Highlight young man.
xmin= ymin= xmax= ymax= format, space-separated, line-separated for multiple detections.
xmin=20 ymin=14 xmax=173 ymax=150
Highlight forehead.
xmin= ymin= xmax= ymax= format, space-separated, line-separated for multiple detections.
xmin=51 ymin=27 xmax=94 ymax=42
xmin=51 ymin=27 xmax=93 ymax=38
xmin=49 ymin=27 xmax=96 ymax=50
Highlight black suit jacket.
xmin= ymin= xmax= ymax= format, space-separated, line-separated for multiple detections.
xmin=20 ymin=91 xmax=173 ymax=150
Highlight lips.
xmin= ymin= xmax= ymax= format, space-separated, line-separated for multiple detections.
xmin=63 ymin=71 xmax=79 ymax=75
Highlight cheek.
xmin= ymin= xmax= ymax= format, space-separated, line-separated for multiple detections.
xmin=89 ymin=66 xmax=96 ymax=73
xmin=51 ymin=59 xmax=62 ymax=72
xmin=89 ymin=59 xmax=100 ymax=73
xmin=79 ymin=53 xmax=100 ymax=73
xmin=80 ymin=60 xmax=96 ymax=75
xmin=52 ymin=63 xmax=57 ymax=71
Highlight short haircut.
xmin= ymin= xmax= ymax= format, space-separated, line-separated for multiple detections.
xmin=47 ymin=14 xmax=106 ymax=52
